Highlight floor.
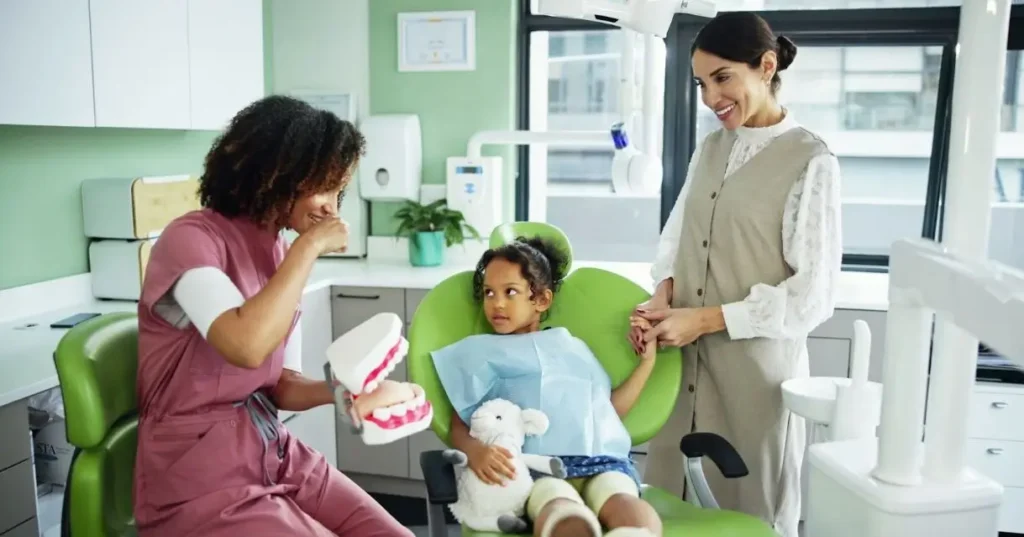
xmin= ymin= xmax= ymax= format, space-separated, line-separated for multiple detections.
xmin=408 ymin=525 xmax=461 ymax=537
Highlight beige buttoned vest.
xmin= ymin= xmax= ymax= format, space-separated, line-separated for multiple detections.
xmin=645 ymin=126 xmax=832 ymax=537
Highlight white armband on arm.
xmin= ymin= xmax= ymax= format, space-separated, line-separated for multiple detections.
xmin=171 ymin=267 xmax=304 ymax=373
xmin=172 ymin=267 xmax=245 ymax=338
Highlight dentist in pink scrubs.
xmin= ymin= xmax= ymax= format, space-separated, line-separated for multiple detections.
xmin=134 ymin=96 xmax=414 ymax=536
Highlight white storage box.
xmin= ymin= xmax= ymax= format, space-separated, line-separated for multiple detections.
xmin=89 ymin=239 xmax=155 ymax=300
xmin=82 ymin=175 xmax=200 ymax=239
xmin=33 ymin=420 xmax=73 ymax=486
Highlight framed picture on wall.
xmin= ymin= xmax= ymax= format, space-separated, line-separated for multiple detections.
xmin=397 ymin=10 xmax=476 ymax=72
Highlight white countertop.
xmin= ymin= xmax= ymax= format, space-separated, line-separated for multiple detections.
xmin=0 ymin=258 xmax=890 ymax=409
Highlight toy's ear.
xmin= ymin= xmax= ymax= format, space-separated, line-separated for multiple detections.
xmin=520 ymin=409 xmax=549 ymax=436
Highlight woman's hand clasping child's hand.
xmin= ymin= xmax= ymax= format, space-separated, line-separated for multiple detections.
xmin=629 ymin=315 xmax=654 ymax=356
xmin=466 ymin=442 xmax=517 ymax=486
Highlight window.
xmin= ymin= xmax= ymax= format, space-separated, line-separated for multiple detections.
xmin=523 ymin=2 xmax=1024 ymax=271
xmin=527 ymin=28 xmax=661 ymax=263
xmin=990 ymin=51 xmax=1024 ymax=272
xmin=694 ymin=45 xmax=942 ymax=258
xmin=529 ymin=0 xmax=1002 ymax=12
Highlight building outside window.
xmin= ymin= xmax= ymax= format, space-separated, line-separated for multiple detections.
xmin=528 ymin=2 xmax=1024 ymax=271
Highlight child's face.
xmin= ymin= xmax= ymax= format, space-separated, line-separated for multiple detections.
xmin=481 ymin=258 xmax=552 ymax=334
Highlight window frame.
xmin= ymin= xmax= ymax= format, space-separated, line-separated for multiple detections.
xmin=672 ymin=7 xmax=962 ymax=271
xmin=517 ymin=3 xmax=1024 ymax=271
xmin=515 ymin=2 xmax=618 ymax=220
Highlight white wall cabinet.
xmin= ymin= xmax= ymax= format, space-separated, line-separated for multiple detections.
xmin=0 ymin=0 xmax=96 ymax=127
xmin=89 ymin=0 xmax=192 ymax=129
xmin=187 ymin=0 xmax=265 ymax=130
xmin=0 ymin=1 xmax=263 ymax=130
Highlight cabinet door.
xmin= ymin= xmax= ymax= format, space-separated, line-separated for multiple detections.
xmin=187 ymin=0 xmax=265 ymax=130
xmin=300 ymin=287 xmax=333 ymax=378
xmin=284 ymin=406 xmax=337 ymax=468
xmin=812 ymin=310 xmax=887 ymax=382
xmin=281 ymin=288 xmax=338 ymax=466
xmin=405 ymin=289 xmax=429 ymax=324
xmin=0 ymin=0 xmax=95 ymax=127
xmin=408 ymin=429 xmax=448 ymax=481
xmin=89 ymin=0 xmax=190 ymax=129
xmin=807 ymin=337 xmax=851 ymax=378
xmin=331 ymin=287 xmax=410 ymax=477
xmin=331 ymin=286 xmax=407 ymax=339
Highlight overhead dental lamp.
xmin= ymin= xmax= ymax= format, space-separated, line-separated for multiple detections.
xmin=448 ymin=0 xmax=717 ymax=230
xmin=537 ymin=0 xmax=716 ymax=37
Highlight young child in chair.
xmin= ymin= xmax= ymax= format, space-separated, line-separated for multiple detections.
xmin=435 ymin=236 xmax=663 ymax=537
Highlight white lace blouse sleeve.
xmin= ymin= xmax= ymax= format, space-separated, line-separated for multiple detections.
xmin=650 ymin=137 xmax=707 ymax=287
xmin=720 ymin=153 xmax=843 ymax=340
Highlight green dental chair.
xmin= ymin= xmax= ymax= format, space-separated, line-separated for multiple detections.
xmin=53 ymin=311 xmax=139 ymax=537
xmin=407 ymin=222 xmax=777 ymax=537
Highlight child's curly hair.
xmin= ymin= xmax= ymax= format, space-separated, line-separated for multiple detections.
xmin=472 ymin=236 xmax=570 ymax=301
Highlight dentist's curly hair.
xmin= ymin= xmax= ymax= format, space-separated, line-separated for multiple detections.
xmin=197 ymin=95 xmax=367 ymax=227
xmin=472 ymin=236 xmax=570 ymax=302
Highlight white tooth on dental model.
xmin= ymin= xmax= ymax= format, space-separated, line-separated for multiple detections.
xmin=414 ymin=394 xmax=426 ymax=407
xmin=392 ymin=403 xmax=408 ymax=415
xmin=373 ymin=407 xmax=392 ymax=420
xmin=385 ymin=361 xmax=397 ymax=375
xmin=365 ymin=380 xmax=378 ymax=393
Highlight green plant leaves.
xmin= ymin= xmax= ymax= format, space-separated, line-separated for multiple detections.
xmin=393 ymin=198 xmax=482 ymax=247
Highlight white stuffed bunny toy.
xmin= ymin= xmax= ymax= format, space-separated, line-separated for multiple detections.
xmin=444 ymin=398 xmax=567 ymax=533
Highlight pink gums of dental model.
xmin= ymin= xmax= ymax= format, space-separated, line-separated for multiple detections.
xmin=326 ymin=312 xmax=434 ymax=445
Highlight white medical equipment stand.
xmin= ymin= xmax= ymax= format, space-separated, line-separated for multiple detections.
xmin=804 ymin=1 xmax=1017 ymax=536
xmin=454 ymin=0 xmax=719 ymax=208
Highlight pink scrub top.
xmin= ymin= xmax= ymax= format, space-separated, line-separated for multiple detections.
xmin=133 ymin=208 xmax=301 ymax=531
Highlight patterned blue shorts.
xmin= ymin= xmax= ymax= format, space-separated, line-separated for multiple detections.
xmin=530 ymin=455 xmax=642 ymax=488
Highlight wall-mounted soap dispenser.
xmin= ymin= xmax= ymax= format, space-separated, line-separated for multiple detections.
xmin=359 ymin=114 xmax=422 ymax=201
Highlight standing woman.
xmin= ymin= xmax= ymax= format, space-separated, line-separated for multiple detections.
xmin=630 ymin=12 xmax=842 ymax=537
xmin=134 ymin=96 xmax=413 ymax=536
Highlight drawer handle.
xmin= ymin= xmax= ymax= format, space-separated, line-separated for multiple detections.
xmin=987 ymin=448 xmax=1004 ymax=455
xmin=991 ymin=402 xmax=1009 ymax=409
xmin=336 ymin=293 xmax=381 ymax=300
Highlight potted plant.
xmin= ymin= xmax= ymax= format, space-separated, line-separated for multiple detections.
xmin=394 ymin=199 xmax=481 ymax=267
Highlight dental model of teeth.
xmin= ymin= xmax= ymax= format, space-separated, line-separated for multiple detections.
xmin=325 ymin=312 xmax=433 ymax=446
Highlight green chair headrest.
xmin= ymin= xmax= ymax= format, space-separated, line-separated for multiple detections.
xmin=488 ymin=222 xmax=574 ymax=273
xmin=54 ymin=312 xmax=139 ymax=448
xmin=408 ymin=265 xmax=682 ymax=447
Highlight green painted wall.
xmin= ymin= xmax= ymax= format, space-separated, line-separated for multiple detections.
xmin=0 ymin=1 xmax=277 ymax=291
xmin=367 ymin=0 xmax=518 ymax=236
xmin=0 ymin=0 xmax=519 ymax=289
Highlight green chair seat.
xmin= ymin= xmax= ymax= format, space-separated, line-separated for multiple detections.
xmin=461 ymin=487 xmax=776 ymax=537
xmin=54 ymin=311 xmax=139 ymax=537
xmin=407 ymin=222 xmax=777 ymax=537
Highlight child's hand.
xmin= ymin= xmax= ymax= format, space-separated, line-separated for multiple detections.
xmin=466 ymin=443 xmax=517 ymax=486
xmin=641 ymin=337 xmax=658 ymax=361
xmin=629 ymin=315 xmax=654 ymax=355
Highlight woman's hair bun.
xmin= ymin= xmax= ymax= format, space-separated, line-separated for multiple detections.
xmin=776 ymin=35 xmax=797 ymax=71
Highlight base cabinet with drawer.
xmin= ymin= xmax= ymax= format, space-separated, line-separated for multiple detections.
xmin=331 ymin=287 xmax=414 ymax=478
xmin=968 ymin=382 xmax=1024 ymax=534
xmin=0 ymin=400 xmax=39 ymax=536
xmin=283 ymin=287 xmax=337 ymax=468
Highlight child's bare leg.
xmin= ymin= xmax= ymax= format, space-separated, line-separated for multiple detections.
xmin=583 ymin=472 xmax=662 ymax=536
xmin=599 ymin=495 xmax=662 ymax=536
xmin=527 ymin=477 xmax=601 ymax=537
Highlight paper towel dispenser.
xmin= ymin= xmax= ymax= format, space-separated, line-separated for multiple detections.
xmin=359 ymin=114 xmax=422 ymax=202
